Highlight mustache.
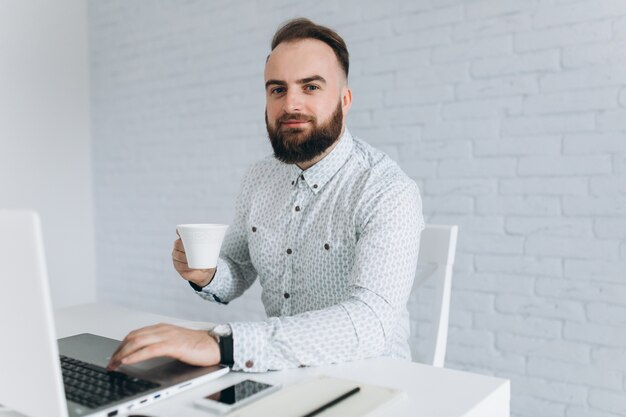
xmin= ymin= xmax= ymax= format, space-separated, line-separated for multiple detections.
xmin=279 ymin=113 xmax=315 ymax=123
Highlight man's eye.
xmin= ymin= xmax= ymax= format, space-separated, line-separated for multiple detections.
xmin=305 ymin=85 xmax=319 ymax=91
xmin=271 ymin=87 xmax=286 ymax=94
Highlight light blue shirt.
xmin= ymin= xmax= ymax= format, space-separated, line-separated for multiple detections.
xmin=196 ymin=128 xmax=424 ymax=371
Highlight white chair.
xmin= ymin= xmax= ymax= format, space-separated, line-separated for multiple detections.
xmin=412 ymin=224 xmax=459 ymax=368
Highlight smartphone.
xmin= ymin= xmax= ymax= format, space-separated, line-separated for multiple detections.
xmin=194 ymin=379 xmax=280 ymax=414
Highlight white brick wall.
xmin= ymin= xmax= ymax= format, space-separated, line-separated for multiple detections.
xmin=89 ymin=1 xmax=626 ymax=416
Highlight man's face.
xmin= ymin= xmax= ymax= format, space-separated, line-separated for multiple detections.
xmin=264 ymin=39 xmax=352 ymax=164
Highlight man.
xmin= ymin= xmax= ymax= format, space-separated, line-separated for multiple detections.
xmin=108 ymin=18 xmax=424 ymax=373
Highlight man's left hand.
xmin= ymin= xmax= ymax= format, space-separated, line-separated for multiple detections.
xmin=107 ymin=323 xmax=220 ymax=370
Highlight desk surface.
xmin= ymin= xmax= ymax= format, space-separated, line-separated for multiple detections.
xmin=5 ymin=303 xmax=510 ymax=417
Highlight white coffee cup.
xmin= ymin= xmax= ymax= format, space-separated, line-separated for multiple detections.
xmin=176 ymin=224 xmax=229 ymax=269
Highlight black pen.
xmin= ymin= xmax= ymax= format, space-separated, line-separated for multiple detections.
xmin=301 ymin=386 xmax=361 ymax=417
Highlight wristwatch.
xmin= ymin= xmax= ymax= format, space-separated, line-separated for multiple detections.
xmin=209 ymin=324 xmax=233 ymax=367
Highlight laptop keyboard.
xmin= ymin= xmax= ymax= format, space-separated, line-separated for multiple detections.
xmin=60 ymin=355 xmax=160 ymax=409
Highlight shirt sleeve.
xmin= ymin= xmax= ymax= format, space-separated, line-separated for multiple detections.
xmin=227 ymin=178 xmax=424 ymax=372
xmin=193 ymin=169 xmax=258 ymax=304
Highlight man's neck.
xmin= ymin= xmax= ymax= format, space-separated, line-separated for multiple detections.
xmin=296 ymin=127 xmax=345 ymax=171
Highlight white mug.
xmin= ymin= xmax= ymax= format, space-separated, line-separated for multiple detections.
xmin=176 ymin=224 xmax=228 ymax=269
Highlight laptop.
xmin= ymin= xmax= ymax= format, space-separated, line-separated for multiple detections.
xmin=0 ymin=210 xmax=229 ymax=417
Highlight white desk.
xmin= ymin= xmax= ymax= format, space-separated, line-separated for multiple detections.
xmin=6 ymin=303 xmax=510 ymax=417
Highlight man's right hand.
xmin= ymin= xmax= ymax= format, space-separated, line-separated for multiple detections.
xmin=172 ymin=237 xmax=216 ymax=288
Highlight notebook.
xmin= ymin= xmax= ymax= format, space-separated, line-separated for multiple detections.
xmin=221 ymin=375 xmax=405 ymax=417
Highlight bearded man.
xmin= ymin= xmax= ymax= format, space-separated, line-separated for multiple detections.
xmin=109 ymin=18 xmax=424 ymax=373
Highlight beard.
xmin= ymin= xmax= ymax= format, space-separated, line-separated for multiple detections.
xmin=265 ymin=100 xmax=343 ymax=165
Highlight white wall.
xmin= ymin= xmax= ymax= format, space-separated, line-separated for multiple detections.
xmin=89 ymin=2 xmax=626 ymax=417
xmin=0 ymin=1 xmax=95 ymax=308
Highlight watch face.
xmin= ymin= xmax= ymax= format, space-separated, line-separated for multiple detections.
xmin=212 ymin=324 xmax=233 ymax=337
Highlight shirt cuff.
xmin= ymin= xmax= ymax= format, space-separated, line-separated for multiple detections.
xmin=229 ymin=321 xmax=269 ymax=372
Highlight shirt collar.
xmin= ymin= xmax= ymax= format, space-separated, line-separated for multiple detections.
xmin=289 ymin=128 xmax=354 ymax=194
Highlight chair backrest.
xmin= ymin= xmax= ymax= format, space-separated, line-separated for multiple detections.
xmin=412 ymin=224 xmax=458 ymax=368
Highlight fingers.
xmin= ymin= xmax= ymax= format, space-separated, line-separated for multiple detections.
xmin=173 ymin=239 xmax=186 ymax=259
xmin=108 ymin=325 xmax=221 ymax=370
xmin=174 ymin=238 xmax=184 ymax=252
xmin=107 ymin=323 xmax=171 ymax=370
xmin=172 ymin=247 xmax=188 ymax=265
xmin=116 ymin=343 xmax=169 ymax=368
xmin=172 ymin=239 xmax=189 ymax=273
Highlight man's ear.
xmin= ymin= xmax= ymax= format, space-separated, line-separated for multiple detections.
xmin=341 ymin=86 xmax=353 ymax=115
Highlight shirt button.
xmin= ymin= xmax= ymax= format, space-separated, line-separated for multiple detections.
xmin=284 ymin=292 xmax=290 ymax=299
xmin=295 ymin=206 xmax=301 ymax=212
xmin=286 ymin=248 xmax=293 ymax=255
xmin=245 ymin=360 xmax=254 ymax=369
xmin=291 ymin=180 xmax=294 ymax=186
xmin=300 ymin=174 xmax=304 ymax=180
xmin=252 ymin=226 xmax=257 ymax=232
xmin=313 ymin=184 xmax=318 ymax=189
xmin=324 ymin=243 xmax=330 ymax=250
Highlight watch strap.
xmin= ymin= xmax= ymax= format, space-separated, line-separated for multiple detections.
xmin=218 ymin=333 xmax=234 ymax=367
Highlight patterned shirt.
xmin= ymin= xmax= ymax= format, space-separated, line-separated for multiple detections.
xmin=194 ymin=128 xmax=424 ymax=372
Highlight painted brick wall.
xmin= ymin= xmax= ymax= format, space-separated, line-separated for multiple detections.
xmin=89 ymin=1 xmax=626 ymax=416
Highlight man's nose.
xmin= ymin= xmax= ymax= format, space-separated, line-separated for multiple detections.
xmin=283 ymin=89 xmax=303 ymax=113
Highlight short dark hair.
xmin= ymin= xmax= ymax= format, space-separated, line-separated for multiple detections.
xmin=270 ymin=18 xmax=349 ymax=79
